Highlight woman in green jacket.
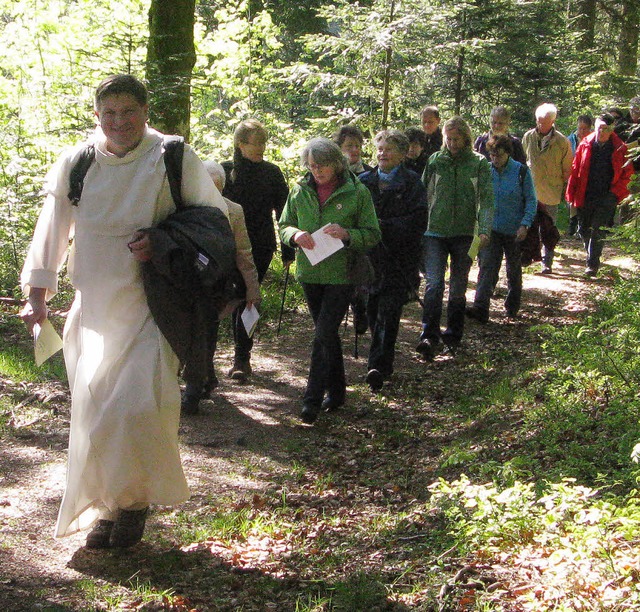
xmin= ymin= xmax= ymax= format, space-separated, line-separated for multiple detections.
xmin=279 ymin=138 xmax=380 ymax=424
xmin=416 ymin=117 xmax=494 ymax=360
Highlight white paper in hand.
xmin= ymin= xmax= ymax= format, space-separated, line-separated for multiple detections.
xmin=300 ymin=224 xmax=344 ymax=266
xmin=33 ymin=319 xmax=63 ymax=366
xmin=241 ymin=305 xmax=260 ymax=338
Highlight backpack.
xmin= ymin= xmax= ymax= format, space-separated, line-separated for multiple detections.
xmin=68 ymin=135 xmax=185 ymax=208
xmin=67 ymin=135 xmax=244 ymax=305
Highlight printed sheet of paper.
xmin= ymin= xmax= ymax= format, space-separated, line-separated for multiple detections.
xmin=33 ymin=319 xmax=63 ymax=366
xmin=301 ymin=224 xmax=344 ymax=266
xmin=468 ymin=234 xmax=481 ymax=260
xmin=241 ymin=305 xmax=260 ymax=338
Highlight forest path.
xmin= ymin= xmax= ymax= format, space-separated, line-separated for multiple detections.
xmin=0 ymin=236 xmax=636 ymax=610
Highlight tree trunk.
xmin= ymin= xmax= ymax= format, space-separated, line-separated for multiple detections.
xmin=572 ymin=0 xmax=596 ymax=52
xmin=454 ymin=48 xmax=464 ymax=115
xmin=618 ymin=0 xmax=639 ymax=88
xmin=381 ymin=0 xmax=396 ymax=129
xmin=146 ymin=0 xmax=196 ymax=139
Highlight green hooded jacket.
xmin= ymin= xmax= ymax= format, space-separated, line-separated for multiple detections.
xmin=279 ymin=171 xmax=381 ymax=284
xmin=421 ymin=148 xmax=494 ymax=238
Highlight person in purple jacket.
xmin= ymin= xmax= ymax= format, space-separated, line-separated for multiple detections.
xmin=467 ymin=134 xmax=537 ymax=323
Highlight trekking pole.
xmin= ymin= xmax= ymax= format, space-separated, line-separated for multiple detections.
xmin=276 ymin=266 xmax=290 ymax=336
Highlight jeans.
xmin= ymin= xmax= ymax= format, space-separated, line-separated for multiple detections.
xmin=420 ymin=235 xmax=473 ymax=345
xmin=474 ymin=231 xmax=523 ymax=316
xmin=539 ymin=203 xmax=558 ymax=268
xmin=578 ymin=195 xmax=616 ymax=270
xmin=367 ymin=291 xmax=405 ymax=376
xmin=301 ymin=283 xmax=353 ymax=407
xmin=231 ymin=247 xmax=273 ymax=363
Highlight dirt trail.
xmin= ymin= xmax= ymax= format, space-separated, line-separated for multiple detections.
xmin=0 ymin=237 xmax=635 ymax=610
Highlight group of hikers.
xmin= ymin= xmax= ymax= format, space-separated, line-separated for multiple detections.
xmin=17 ymin=73 xmax=636 ymax=549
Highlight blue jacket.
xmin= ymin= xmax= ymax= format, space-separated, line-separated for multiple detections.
xmin=491 ymin=158 xmax=537 ymax=235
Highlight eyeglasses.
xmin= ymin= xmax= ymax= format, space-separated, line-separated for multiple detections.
xmin=308 ymin=163 xmax=330 ymax=171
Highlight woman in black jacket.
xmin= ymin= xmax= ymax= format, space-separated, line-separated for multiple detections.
xmin=222 ymin=119 xmax=295 ymax=381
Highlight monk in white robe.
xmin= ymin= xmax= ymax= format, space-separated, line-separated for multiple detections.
xmin=20 ymin=74 xmax=227 ymax=548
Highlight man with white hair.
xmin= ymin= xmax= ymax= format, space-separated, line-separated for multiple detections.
xmin=522 ymin=103 xmax=573 ymax=274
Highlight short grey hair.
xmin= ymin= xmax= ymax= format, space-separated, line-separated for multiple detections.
xmin=203 ymin=159 xmax=226 ymax=189
xmin=535 ymin=103 xmax=558 ymax=120
xmin=490 ymin=106 xmax=511 ymax=120
xmin=373 ymin=129 xmax=409 ymax=156
xmin=301 ymin=137 xmax=349 ymax=175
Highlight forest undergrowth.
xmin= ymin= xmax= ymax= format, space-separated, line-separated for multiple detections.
xmin=1 ymin=239 xmax=640 ymax=611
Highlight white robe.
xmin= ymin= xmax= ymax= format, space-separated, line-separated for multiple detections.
xmin=21 ymin=127 xmax=227 ymax=537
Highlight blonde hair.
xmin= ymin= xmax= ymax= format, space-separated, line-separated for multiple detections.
xmin=442 ymin=116 xmax=473 ymax=151
xmin=234 ymin=118 xmax=268 ymax=147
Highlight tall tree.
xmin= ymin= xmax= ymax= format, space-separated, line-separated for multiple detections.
xmin=618 ymin=0 xmax=640 ymax=96
xmin=146 ymin=0 xmax=196 ymax=138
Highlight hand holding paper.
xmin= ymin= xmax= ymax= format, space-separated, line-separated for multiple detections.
xmin=300 ymin=223 xmax=344 ymax=266
xmin=33 ymin=319 xmax=63 ymax=366
xmin=241 ymin=304 xmax=260 ymax=338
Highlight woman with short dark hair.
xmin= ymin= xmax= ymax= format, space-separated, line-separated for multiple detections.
xmin=467 ymin=134 xmax=537 ymax=322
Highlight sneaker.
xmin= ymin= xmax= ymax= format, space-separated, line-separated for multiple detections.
xmin=366 ymin=368 xmax=384 ymax=392
xmin=415 ymin=338 xmax=437 ymax=361
xmin=227 ymin=361 xmax=251 ymax=382
xmin=568 ymin=216 xmax=579 ymax=237
xmin=465 ymin=306 xmax=489 ymax=324
xmin=86 ymin=519 xmax=114 ymax=549
xmin=300 ymin=403 xmax=320 ymax=424
xmin=584 ymin=267 xmax=597 ymax=277
xmin=110 ymin=508 xmax=149 ymax=548
xmin=540 ymin=266 xmax=553 ymax=275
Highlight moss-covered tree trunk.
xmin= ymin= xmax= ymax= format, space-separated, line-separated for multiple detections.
xmin=146 ymin=0 xmax=196 ymax=139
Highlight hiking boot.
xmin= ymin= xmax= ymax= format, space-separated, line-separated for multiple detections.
xmin=465 ymin=306 xmax=489 ymax=324
xmin=415 ymin=338 xmax=437 ymax=361
xmin=442 ymin=340 xmax=459 ymax=357
xmin=366 ymin=368 xmax=384 ymax=392
xmin=227 ymin=360 xmax=251 ymax=382
xmin=321 ymin=396 xmax=344 ymax=412
xmin=110 ymin=508 xmax=149 ymax=548
xmin=540 ymin=265 xmax=553 ymax=275
xmin=181 ymin=392 xmax=200 ymax=415
xmin=86 ymin=520 xmax=114 ymax=549
xmin=300 ymin=403 xmax=320 ymax=425
xmin=584 ymin=267 xmax=598 ymax=277
xmin=202 ymin=372 xmax=219 ymax=398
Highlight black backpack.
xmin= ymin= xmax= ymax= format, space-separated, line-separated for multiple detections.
xmin=68 ymin=135 xmax=185 ymax=208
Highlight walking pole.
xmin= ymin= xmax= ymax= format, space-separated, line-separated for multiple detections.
xmin=276 ymin=266 xmax=290 ymax=336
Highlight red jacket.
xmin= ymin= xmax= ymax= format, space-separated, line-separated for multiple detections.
xmin=566 ymin=131 xmax=632 ymax=208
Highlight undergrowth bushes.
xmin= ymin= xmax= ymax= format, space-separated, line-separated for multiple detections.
xmin=427 ymin=276 xmax=640 ymax=610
